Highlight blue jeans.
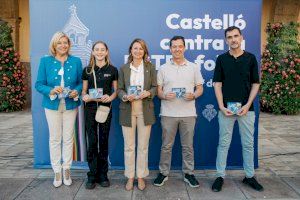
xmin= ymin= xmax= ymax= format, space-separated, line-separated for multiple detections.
xmin=216 ymin=111 xmax=255 ymax=178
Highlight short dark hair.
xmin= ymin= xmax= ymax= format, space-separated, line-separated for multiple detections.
xmin=169 ymin=36 xmax=185 ymax=47
xmin=224 ymin=26 xmax=242 ymax=37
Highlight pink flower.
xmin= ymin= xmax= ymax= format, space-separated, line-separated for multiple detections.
xmin=290 ymin=61 xmax=295 ymax=67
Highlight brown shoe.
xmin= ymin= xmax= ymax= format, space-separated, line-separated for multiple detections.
xmin=138 ymin=178 xmax=146 ymax=191
xmin=125 ymin=178 xmax=134 ymax=191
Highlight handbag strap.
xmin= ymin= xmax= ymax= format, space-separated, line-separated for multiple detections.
xmin=92 ymin=67 xmax=112 ymax=109
xmin=92 ymin=68 xmax=99 ymax=107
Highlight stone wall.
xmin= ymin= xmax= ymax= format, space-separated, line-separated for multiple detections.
xmin=273 ymin=0 xmax=300 ymax=23
xmin=0 ymin=0 xmax=20 ymax=51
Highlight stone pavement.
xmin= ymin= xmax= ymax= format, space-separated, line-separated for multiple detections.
xmin=0 ymin=110 xmax=300 ymax=199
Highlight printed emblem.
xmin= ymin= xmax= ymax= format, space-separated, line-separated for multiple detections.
xmin=202 ymin=104 xmax=217 ymax=122
xmin=63 ymin=4 xmax=92 ymax=66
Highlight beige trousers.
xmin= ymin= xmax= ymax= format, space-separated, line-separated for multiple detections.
xmin=122 ymin=100 xmax=151 ymax=178
xmin=45 ymin=101 xmax=78 ymax=173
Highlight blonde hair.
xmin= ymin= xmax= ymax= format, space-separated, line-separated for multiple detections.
xmin=87 ymin=41 xmax=111 ymax=74
xmin=127 ymin=38 xmax=150 ymax=64
xmin=49 ymin=32 xmax=71 ymax=56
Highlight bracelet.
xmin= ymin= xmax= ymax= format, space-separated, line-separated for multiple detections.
xmin=122 ymin=95 xmax=128 ymax=102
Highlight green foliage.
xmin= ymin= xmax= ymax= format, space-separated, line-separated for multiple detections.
xmin=260 ymin=22 xmax=300 ymax=114
xmin=0 ymin=20 xmax=27 ymax=112
xmin=0 ymin=19 xmax=13 ymax=48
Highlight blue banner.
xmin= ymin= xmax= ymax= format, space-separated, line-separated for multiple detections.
xmin=30 ymin=0 xmax=262 ymax=169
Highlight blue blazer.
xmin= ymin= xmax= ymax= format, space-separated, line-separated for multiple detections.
xmin=35 ymin=55 xmax=83 ymax=110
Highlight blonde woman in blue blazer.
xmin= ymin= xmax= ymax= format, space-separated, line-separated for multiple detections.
xmin=35 ymin=32 xmax=82 ymax=188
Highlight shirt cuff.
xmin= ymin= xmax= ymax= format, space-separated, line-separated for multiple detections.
xmin=49 ymin=94 xmax=57 ymax=100
xmin=73 ymin=95 xmax=79 ymax=101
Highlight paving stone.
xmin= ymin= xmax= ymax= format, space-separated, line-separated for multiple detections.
xmin=0 ymin=178 xmax=33 ymax=200
xmin=235 ymin=177 xmax=300 ymax=199
xmin=282 ymin=177 xmax=300 ymax=195
xmin=132 ymin=177 xmax=189 ymax=200
xmin=15 ymin=178 xmax=83 ymax=200
xmin=14 ymin=169 xmax=42 ymax=178
xmin=75 ymin=179 xmax=132 ymax=200
xmin=0 ymin=107 xmax=300 ymax=199
xmin=0 ymin=169 xmax=18 ymax=178
xmin=187 ymin=178 xmax=246 ymax=200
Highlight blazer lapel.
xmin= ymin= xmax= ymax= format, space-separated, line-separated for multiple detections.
xmin=124 ymin=63 xmax=131 ymax=91
xmin=143 ymin=62 xmax=150 ymax=90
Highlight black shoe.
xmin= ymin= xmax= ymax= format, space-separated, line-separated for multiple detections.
xmin=99 ymin=176 xmax=110 ymax=187
xmin=153 ymin=173 xmax=168 ymax=187
xmin=85 ymin=179 xmax=96 ymax=190
xmin=242 ymin=177 xmax=264 ymax=191
xmin=212 ymin=177 xmax=224 ymax=192
xmin=184 ymin=174 xmax=199 ymax=188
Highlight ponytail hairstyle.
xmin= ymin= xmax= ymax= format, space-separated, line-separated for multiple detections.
xmin=87 ymin=41 xmax=111 ymax=74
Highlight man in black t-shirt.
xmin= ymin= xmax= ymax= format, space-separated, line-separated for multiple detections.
xmin=211 ymin=26 xmax=263 ymax=192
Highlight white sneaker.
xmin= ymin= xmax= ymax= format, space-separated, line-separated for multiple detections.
xmin=63 ymin=169 xmax=72 ymax=186
xmin=53 ymin=172 xmax=62 ymax=188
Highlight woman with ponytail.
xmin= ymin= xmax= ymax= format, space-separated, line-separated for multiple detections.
xmin=81 ymin=41 xmax=118 ymax=189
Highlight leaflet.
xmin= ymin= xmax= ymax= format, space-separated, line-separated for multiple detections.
xmin=227 ymin=102 xmax=242 ymax=114
xmin=89 ymin=88 xmax=103 ymax=99
xmin=172 ymin=87 xmax=186 ymax=98
xmin=57 ymin=86 xmax=71 ymax=99
xmin=128 ymin=85 xmax=142 ymax=96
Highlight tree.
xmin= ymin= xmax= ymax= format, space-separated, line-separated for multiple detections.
xmin=260 ymin=22 xmax=300 ymax=114
xmin=0 ymin=19 xmax=27 ymax=112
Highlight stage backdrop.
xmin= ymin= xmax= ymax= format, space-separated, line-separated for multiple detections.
xmin=30 ymin=0 xmax=262 ymax=169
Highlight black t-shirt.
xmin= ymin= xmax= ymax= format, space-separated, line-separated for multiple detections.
xmin=82 ymin=64 xmax=118 ymax=107
xmin=213 ymin=51 xmax=260 ymax=111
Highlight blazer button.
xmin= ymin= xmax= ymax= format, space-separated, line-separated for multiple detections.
xmin=70 ymin=66 xmax=72 ymax=68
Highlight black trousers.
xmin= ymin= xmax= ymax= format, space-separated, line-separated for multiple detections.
xmin=85 ymin=106 xmax=112 ymax=181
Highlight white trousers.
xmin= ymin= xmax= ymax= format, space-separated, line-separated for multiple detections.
xmin=45 ymin=102 xmax=78 ymax=173
xmin=122 ymin=100 xmax=151 ymax=178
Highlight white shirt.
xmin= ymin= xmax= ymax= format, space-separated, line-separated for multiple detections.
xmin=49 ymin=66 xmax=65 ymax=102
xmin=130 ymin=62 xmax=144 ymax=89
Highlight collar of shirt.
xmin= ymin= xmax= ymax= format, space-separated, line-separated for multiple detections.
xmin=130 ymin=62 xmax=144 ymax=72
xmin=170 ymin=58 xmax=188 ymax=66
xmin=95 ymin=64 xmax=109 ymax=72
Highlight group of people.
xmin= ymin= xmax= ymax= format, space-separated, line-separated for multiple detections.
xmin=35 ymin=26 xmax=264 ymax=192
